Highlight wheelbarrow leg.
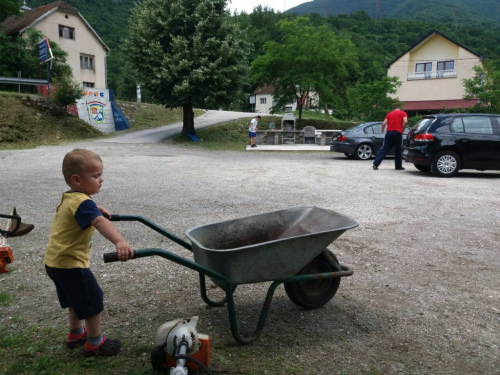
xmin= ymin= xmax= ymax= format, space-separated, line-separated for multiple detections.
xmin=199 ymin=273 xmax=230 ymax=307
xmin=224 ymin=280 xmax=282 ymax=345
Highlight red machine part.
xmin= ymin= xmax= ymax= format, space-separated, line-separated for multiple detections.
xmin=0 ymin=244 xmax=14 ymax=273
xmin=165 ymin=334 xmax=210 ymax=371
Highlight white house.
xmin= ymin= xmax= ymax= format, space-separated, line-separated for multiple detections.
xmin=387 ymin=30 xmax=484 ymax=112
xmin=2 ymin=1 xmax=110 ymax=89
xmin=253 ymin=85 xmax=320 ymax=114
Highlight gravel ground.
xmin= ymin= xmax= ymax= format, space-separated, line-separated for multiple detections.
xmin=1 ymin=140 xmax=500 ymax=374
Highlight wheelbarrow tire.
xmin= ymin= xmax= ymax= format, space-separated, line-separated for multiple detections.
xmin=285 ymin=249 xmax=341 ymax=309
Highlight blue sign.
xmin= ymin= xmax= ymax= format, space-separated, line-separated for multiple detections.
xmin=39 ymin=38 xmax=49 ymax=63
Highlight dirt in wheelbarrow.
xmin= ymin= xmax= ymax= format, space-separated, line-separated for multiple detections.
xmin=1 ymin=143 xmax=500 ymax=375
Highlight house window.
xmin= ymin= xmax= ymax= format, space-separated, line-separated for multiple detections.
xmin=80 ymin=54 xmax=94 ymax=70
xmin=58 ymin=25 xmax=75 ymax=39
xmin=260 ymin=98 xmax=267 ymax=104
xmin=415 ymin=62 xmax=432 ymax=72
xmin=83 ymin=82 xmax=95 ymax=88
xmin=437 ymin=60 xmax=455 ymax=71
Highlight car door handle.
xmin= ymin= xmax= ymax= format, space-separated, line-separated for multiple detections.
xmin=458 ymin=138 xmax=469 ymax=142
xmin=370 ymin=136 xmax=376 ymax=139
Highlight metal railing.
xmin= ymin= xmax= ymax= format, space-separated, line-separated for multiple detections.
xmin=407 ymin=69 xmax=457 ymax=80
xmin=0 ymin=76 xmax=48 ymax=85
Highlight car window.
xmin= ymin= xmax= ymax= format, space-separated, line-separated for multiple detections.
xmin=364 ymin=126 xmax=374 ymax=134
xmin=462 ymin=117 xmax=494 ymax=135
xmin=345 ymin=123 xmax=366 ymax=132
xmin=403 ymin=127 xmax=410 ymax=135
xmin=373 ymin=125 xmax=384 ymax=134
xmin=414 ymin=118 xmax=435 ymax=133
xmin=451 ymin=117 xmax=464 ymax=133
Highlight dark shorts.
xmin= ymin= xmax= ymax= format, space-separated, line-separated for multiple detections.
xmin=45 ymin=265 xmax=104 ymax=320
xmin=249 ymin=131 xmax=256 ymax=138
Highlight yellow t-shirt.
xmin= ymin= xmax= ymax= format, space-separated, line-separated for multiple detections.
xmin=44 ymin=192 xmax=101 ymax=269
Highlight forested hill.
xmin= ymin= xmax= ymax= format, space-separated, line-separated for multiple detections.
xmin=287 ymin=0 xmax=500 ymax=24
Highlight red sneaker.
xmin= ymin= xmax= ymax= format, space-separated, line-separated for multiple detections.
xmin=66 ymin=327 xmax=87 ymax=348
xmin=84 ymin=337 xmax=122 ymax=356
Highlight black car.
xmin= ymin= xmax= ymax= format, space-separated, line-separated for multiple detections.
xmin=403 ymin=114 xmax=500 ymax=177
xmin=330 ymin=122 xmax=410 ymax=160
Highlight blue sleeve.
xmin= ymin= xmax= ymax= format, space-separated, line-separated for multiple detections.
xmin=74 ymin=200 xmax=103 ymax=230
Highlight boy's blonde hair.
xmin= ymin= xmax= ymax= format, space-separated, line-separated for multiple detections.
xmin=62 ymin=148 xmax=102 ymax=185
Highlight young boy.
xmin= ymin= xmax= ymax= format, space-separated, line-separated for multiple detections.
xmin=44 ymin=148 xmax=134 ymax=356
xmin=249 ymin=115 xmax=261 ymax=148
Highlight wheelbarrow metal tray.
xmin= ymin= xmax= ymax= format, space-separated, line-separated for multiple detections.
xmin=185 ymin=206 xmax=358 ymax=286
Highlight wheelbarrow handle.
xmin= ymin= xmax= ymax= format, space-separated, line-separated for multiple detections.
xmin=103 ymin=251 xmax=136 ymax=263
xmin=105 ymin=214 xmax=192 ymax=251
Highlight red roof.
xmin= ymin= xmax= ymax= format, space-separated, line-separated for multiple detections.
xmin=402 ymin=99 xmax=479 ymax=111
xmin=254 ymin=85 xmax=275 ymax=95
xmin=2 ymin=1 xmax=78 ymax=35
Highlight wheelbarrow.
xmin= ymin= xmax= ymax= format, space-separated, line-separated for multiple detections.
xmin=104 ymin=206 xmax=358 ymax=344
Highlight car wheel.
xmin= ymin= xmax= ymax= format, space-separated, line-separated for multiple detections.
xmin=414 ymin=164 xmax=431 ymax=172
xmin=431 ymin=151 xmax=461 ymax=177
xmin=354 ymin=144 xmax=374 ymax=160
xmin=344 ymin=153 xmax=354 ymax=159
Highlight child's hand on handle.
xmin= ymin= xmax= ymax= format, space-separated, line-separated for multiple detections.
xmin=97 ymin=205 xmax=111 ymax=219
xmin=115 ymin=240 xmax=133 ymax=262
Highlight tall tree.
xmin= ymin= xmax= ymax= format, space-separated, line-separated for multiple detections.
xmin=251 ymin=17 xmax=358 ymax=119
xmin=463 ymin=62 xmax=500 ymax=113
xmin=0 ymin=0 xmax=19 ymax=22
xmin=346 ymin=76 xmax=402 ymax=121
xmin=124 ymin=0 xmax=250 ymax=137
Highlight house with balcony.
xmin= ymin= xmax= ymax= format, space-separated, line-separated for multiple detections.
xmin=387 ymin=30 xmax=484 ymax=114
xmin=2 ymin=1 xmax=110 ymax=89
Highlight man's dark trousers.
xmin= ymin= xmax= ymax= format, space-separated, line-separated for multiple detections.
xmin=373 ymin=130 xmax=403 ymax=169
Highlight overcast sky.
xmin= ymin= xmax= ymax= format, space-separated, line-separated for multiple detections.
xmin=226 ymin=0 xmax=310 ymax=14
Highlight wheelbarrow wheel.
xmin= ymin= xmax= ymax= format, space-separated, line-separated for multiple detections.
xmin=284 ymin=249 xmax=341 ymax=309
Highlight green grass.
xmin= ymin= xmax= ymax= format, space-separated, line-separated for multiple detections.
xmin=0 ymin=94 xmax=205 ymax=150
xmin=0 ymin=326 xmax=152 ymax=375
xmin=294 ymin=109 xmax=340 ymax=121
xmin=0 ymin=94 xmax=103 ymax=150
xmin=117 ymin=101 xmax=205 ymax=132
xmin=172 ymin=116 xmax=282 ymax=151
xmin=0 ymin=292 xmax=12 ymax=307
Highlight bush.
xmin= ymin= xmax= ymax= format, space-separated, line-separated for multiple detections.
xmin=296 ymin=118 xmax=360 ymax=130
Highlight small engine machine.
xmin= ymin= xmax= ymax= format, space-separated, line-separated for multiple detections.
xmin=151 ymin=316 xmax=211 ymax=375
xmin=0 ymin=209 xmax=21 ymax=273
xmin=0 ymin=236 xmax=14 ymax=274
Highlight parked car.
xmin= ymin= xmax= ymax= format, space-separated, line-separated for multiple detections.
xmin=330 ymin=122 xmax=410 ymax=160
xmin=403 ymin=114 xmax=500 ymax=177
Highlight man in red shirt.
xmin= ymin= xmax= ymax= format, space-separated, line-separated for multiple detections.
xmin=372 ymin=107 xmax=408 ymax=170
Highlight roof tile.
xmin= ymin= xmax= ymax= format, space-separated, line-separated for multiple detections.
xmin=402 ymin=99 xmax=479 ymax=111
xmin=2 ymin=1 xmax=78 ymax=35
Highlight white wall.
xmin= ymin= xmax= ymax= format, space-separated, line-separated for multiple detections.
xmin=75 ymin=89 xmax=115 ymax=133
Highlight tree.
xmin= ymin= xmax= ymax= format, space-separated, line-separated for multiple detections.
xmin=251 ymin=17 xmax=358 ymax=120
xmin=124 ymin=0 xmax=251 ymax=137
xmin=0 ymin=0 xmax=19 ymax=22
xmin=346 ymin=76 xmax=402 ymax=121
xmin=463 ymin=62 xmax=500 ymax=113
xmin=53 ymin=77 xmax=83 ymax=124
xmin=0 ymin=28 xmax=71 ymax=84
